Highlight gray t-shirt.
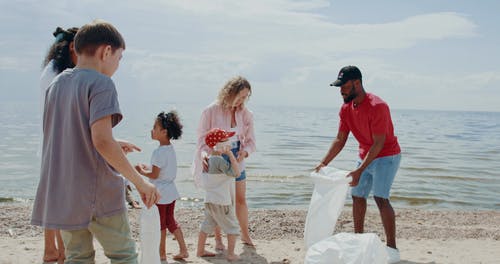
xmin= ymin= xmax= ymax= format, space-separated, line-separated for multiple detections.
xmin=31 ymin=68 xmax=124 ymax=230
xmin=207 ymin=155 xmax=236 ymax=176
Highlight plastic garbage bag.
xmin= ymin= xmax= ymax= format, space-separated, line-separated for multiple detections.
xmin=139 ymin=204 xmax=161 ymax=264
xmin=304 ymin=167 xmax=351 ymax=248
xmin=304 ymin=232 xmax=388 ymax=264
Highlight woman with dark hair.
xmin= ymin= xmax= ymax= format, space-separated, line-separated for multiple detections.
xmin=39 ymin=26 xmax=78 ymax=263
xmin=42 ymin=27 xmax=79 ymax=72
xmin=39 ymin=27 xmax=78 ymax=124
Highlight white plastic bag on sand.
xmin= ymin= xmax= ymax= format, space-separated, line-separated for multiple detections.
xmin=304 ymin=167 xmax=351 ymax=248
xmin=304 ymin=167 xmax=388 ymax=264
xmin=304 ymin=233 xmax=388 ymax=264
xmin=139 ymin=204 xmax=161 ymax=264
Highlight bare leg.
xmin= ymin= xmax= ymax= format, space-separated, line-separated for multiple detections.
xmin=352 ymin=196 xmax=367 ymax=233
xmin=159 ymin=229 xmax=167 ymax=260
xmin=226 ymin=234 xmax=240 ymax=261
xmin=55 ymin=230 xmax=65 ymax=261
xmin=197 ymin=231 xmax=216 ymax=257
xmin=214 ymin=226 xmax=225 ymax=250
xmin=235 ymin=180 xmax=253 ymax=245
xmin=43 ymin=229 xmax=59 ymax=262
xmin=172 ymin=228 xmax=189 ymax=259
xmin=374 ymin=196 xmax=397 ymax=249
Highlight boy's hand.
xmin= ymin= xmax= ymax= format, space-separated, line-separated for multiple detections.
xmin=135 ymin=180 xmax=160 ymax=208
xmin=118 ymin=140 xmax=141 ymax=154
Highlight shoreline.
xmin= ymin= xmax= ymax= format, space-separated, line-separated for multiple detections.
xmin=1 ymin=203 xmax=499 ymax=263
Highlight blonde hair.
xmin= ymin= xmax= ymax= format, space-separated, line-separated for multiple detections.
xmin=216 ymin=76 xmax=252 ymax=109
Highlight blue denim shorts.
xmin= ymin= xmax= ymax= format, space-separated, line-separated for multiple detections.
xmin=351 ymin=154 xmax=401 ymax=199
xmin=222 ymin=141 xmax=246 ymax=182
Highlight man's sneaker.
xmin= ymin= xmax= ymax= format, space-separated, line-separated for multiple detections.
xmin=386 ymin=246 xmax=400 ymax=264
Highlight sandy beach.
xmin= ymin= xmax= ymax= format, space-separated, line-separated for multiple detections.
xmin=1 ymin=203 xmax=499 ymax=264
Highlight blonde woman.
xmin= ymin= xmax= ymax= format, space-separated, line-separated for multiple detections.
xmin=193 ymin=76 xmax=256 ymax=248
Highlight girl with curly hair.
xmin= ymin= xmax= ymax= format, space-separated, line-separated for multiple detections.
xmin=135 ymin=110 xmax=189 ymax=261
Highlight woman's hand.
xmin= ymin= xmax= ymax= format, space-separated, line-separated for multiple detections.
xmin=202 ymin=156 xmax=209 ymax=172
xmin=236 ymin=150 xmax=248 ymax=163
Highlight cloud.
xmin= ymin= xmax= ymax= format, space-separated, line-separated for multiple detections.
xmin=121 ymin=5 xmax=481 ymax=110
xmin=364 ymin=66 xmax=500 ymax=112
xmin=133 ymin=1 xmax=476 ymax=55
xmin=1 ymin=0 xmax=495 ymax=111
xmin=324 ymin=12 xmax=477 ymax=52
xmin=118 ymin=7 xmax=477 ymax=71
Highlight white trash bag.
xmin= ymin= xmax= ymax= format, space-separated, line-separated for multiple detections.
xmin=304 ymin=167 xmax=351 ymax=248
xmin=305 ymin=232 xmax=388 ymax=264
xmin=139 ymin=204 xmax=161 ymax=264
xmin=304 ymin=167 xmax=388 ymax=264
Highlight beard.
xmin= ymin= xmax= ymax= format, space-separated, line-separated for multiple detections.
xmin=343 ymin=93 xmax=356 ymax=103
xmin=342 ymin=84 xmax=357 ymax=103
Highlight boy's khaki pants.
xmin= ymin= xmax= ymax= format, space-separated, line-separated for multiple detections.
xmin=61 ymin=211 xmax=137 ymax=264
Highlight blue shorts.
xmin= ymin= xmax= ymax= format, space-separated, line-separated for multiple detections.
xmin=351 ymin=154 xmax=401 ymax=199
xmin=235 ymin=170 xmax=246 ymax=182
xmin=222 ymin=141 xmax=246 ymax=182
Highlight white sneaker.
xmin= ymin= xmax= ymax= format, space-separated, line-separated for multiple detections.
xmin=386 ymin=246 xmax=400 ymax=264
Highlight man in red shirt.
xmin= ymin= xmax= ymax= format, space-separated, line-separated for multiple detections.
xmin=315 ymin=65 xmax=402 ymax=263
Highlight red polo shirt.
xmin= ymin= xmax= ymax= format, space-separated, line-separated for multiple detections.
xmin=338 ymin=93 xmax=401 ymax=159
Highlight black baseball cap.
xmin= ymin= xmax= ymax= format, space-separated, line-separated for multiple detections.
xmin=330 ymin=65 xmax=362 ymax=87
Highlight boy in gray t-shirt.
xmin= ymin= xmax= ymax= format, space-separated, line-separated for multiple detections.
xmin=197 ymin=128 xmax=241 ymax=261
xmin=31 ymin=20 xmax=159 ymax=263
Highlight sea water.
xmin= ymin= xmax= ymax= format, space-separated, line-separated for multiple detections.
xmin=1 ymin=101 xmax=499 ymax=210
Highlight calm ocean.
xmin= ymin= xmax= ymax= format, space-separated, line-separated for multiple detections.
xmin=1 ymin=101 xmax=499 ymax=210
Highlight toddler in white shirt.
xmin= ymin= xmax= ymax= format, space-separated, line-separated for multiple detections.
xmin=196 ymin=128 xmax=240 ymax=261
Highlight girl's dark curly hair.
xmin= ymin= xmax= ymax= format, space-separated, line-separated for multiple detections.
xmin=157 ymin=110 xmax=183 ymax=140
xmin=43 ymin=27 xmax=79 ymax=73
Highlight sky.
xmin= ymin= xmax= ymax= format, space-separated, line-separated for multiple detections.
xmin=0 ymin=0 xmax=499 ymax=112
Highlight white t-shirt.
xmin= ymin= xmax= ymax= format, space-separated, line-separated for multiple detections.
xmin=150 ymin=145 xmax=180 ymax=204
xmin=228 ymin=126 xmax=245 ymax=171
xmin=201 ymin=155 xmax=237 ymax=205
xmin=228 ymin=126 xmax=238 ymax=144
